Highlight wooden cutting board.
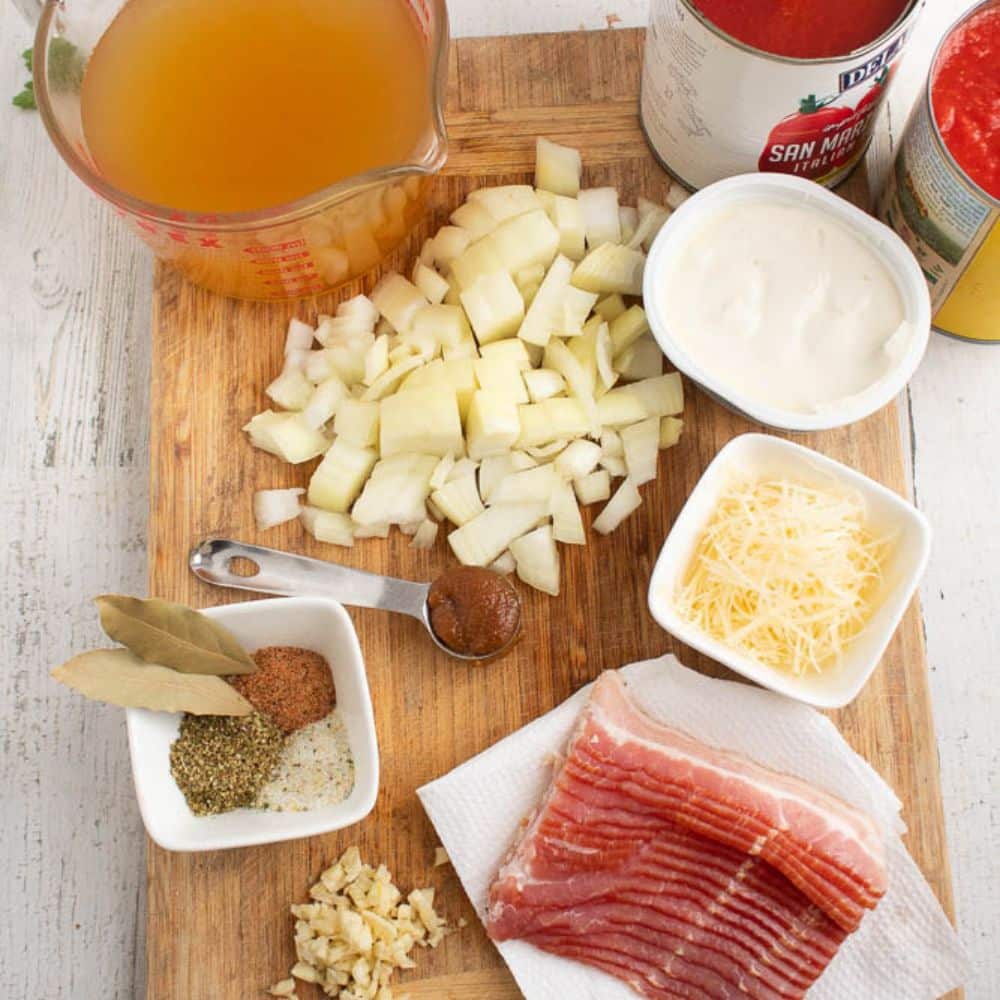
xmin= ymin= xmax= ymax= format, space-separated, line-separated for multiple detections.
xmin=147 ymin=27 xmax=957 ymax=1000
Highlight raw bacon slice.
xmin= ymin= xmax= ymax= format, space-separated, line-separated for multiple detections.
xmin=487 ymin=672 xmax=886 ymax=999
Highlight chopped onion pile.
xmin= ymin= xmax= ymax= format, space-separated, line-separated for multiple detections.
xmin=247 ymin=137 xmax=688 ymax=594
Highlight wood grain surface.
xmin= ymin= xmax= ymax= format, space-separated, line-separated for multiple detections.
xmin=146 ymin=28 xmax=956 ymax=999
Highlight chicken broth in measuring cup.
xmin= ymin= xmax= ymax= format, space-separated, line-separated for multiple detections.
xmin=81 ymin=0 xmax=432 ymax=213
xmin=34 ymin=0 xmax=448 ymax=299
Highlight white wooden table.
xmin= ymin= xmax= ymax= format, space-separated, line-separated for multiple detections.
xmin=1 ymin=1 xmax=995 ymax=996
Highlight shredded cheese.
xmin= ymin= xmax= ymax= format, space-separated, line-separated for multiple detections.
xmin=675 ymin=478 xmax=891 ymax=676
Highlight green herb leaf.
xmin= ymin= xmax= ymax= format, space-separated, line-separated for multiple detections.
xmin=47 ymin=37 xmax=85 ymax=92
xmin=12 ymin=81 xmax=35 ymax=110
xmin=96 ymin=594 xmax=258 ymax=676
xmin=52 ymin=648 xmax=254 ymax=716
xmin=22 ymin=48 xmax=33 ymax=72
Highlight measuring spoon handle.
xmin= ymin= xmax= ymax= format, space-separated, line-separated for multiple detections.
xmin=190 ymin=538 xmax=430 ymax=621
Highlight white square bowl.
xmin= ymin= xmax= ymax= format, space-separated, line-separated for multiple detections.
xmin=647 ymin=434 xmax=931 ymax=709
xmin=126 ymin=596 xmax=378 ymax=852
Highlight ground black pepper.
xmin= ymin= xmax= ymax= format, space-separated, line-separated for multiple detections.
xmin=169 ymin=711 xmax=284 ymax=816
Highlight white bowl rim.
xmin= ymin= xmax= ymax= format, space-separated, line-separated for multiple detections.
xmin=643 ymin=173 xmax=932 ymax=433
xmin=646 ymin=433 xmax=932 ymax=708
xmin=125 ymin=595 xmax=379 ymax=852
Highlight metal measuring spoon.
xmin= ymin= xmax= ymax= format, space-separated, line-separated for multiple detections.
xmin=189 ymin=538 xmax=521 ymax=663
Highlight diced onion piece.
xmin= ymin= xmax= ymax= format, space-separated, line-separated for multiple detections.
xmin=567 ymin=324 xmax=599 ymax=395
xmin=609 ymin=304 xmax=650 ymax=356
xmin=244 ymin=411 xmax=329 ymax=464
xmin=490 ymin=210 xmax=560 ymax=275
xmin=371 ymin=273 xmax=428 ymax=336
xmin=253 ymin=488 xmax=305 ymax=531
xmin=541 ymin=193 xmax=587 ymax=262
xmin=327 ymin=336 xmax=373 ymax=385
xmin=535 ymin=137 xmax=583 ymax=197
xmin=517 ymin=398 xmax=590 ymax=449
xmin=410 ymin=519 xmax=439 ymax=550
xmin=665 ymin=184 xmax=690 ymax=210
xmin=518 ymin=255 xmax=574 ymax=348
xmin=593 ymin=477 xmax=642 ymax=534
xmin=442 ymin=335 xmax=480 ymax=361
xmin=601 ymin=428 xmax=624 ymax=458
xmin=302 ymin=375 xmax=348 ymax=430
xmin=514 ymin=263 xmax=546 ymax=293
xmin=284 ymin=318 xmax=315 ymax=355
xmin=489 ymin=464 xmax=560 ymax=506
xmin=562 ymin=286 xmax=599 ymax=336
xmin=523 ymin=368 xmax=566 ymax=403
xmin=304 ymin=349 xmax=335 ymax=384
xmin=449 ymin=238 xmax=507 ymax=291
xmin=489 ymin=550 xmax=517 ymax=575
xmin=300 ymin=506 xmax=355 ymax=547
xmin=619 ymin=205 xmax=639 ymax=245
xmin=479 ymin=339 xmax=532 ymax=370
xmin=659 ymin=416 xmax=684 ymax=449
xmin=333 ymin=399 xmax=379 ymax=449
xmin=572 ymin=244 xmax=645 ymax=295
xmin=467 ymin=185 xmax=542 ymax=222
xmin=363 ymin=334 xmax=390 ymax=386
xmin=359 ymin=355 xmax=425 ymax=402
xmin=555 ymin=439 xmax=602 ymax=480
xmin=549 ymin=479 xmax=586 ymax=545
xmin=460 ymin=271 xmax=525 ymax=346
xmin=597 ymin=373 xmax=684 ymax=426
xmin=380 ymin=386 xmax=463 ymax=459
xmin=448 ymin=457 xmax=480 ymax=482
xmin=628 ymin=196 xmax=670 ymax=252
xmin=525 ymin=440 xmax=568 ymax=460
xmin=410 ymin=304 xmax=473 ymax=351
xmin=474 ymin=359 xmax=528 ymax=405
xmin=478 ymin=452 xmax=537 ymax=502
xmin=600 ymin=454 xmax=628 ymax=478
xmin=448 ymin=502 xmax=548 ymax=566
xmin=399 ymin=519 xmax=423 ymax=536
xmin=431 ymin=475 xmax=485 ymax=526
xmin=574 ymin=469 xmax=611 ymax=505
xmin=352 ymin=454 xmax=437 ymax=526
xmin=308 ymin=440 xmax=378 ymax=512
xmin=282 ymin=348 xmax=311 ymax=376
xmin=336 ymin=294 xmax=380 ymax=328
xmin=466 ymin=390 xmax=522 ymax=460
xmin=595 ymin=322 xmax=617 ymax=390
xmin=578 ymin=188 xmax=622 ymax=248
xmin=594 ymin=294 xmax=626 ymax=322
xmin=615 ymin=335 xmax=664 ymax=381
xmin=429 ymin=453 xmax=456 ymax=491
xmin=450 ymin=200 xmax=499 ymax=241
xmin=544 ymin=338 xmax=599 ymax=436
xmin=510 ymin=524 xmax=560 ymax=595
xmin=317 ymin=315 xmax=374 ymax=346
xmin=620 ymin=417 xmax=660 ymax=485
xmin=412 ymin=261 xmax=450 ymax=305
xmin=266 ymin=369 xmax=314 ymax=411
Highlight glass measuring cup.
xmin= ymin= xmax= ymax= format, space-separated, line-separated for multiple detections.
xmin=20 ymin=0 xmax=449 ymax=301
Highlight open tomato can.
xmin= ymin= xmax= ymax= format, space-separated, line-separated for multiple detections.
xmin=878 ymin=0 xmax=1000 ymax=343
xmin=640 ymin=0 xmax=923 ymax=191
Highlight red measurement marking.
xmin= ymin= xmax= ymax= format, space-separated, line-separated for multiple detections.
xmin=199 ymin=236 xmax=223 ymax=249
xmin=136 ymin=219 xmax=157 ymax=234
xmin=167 ymin=230 xmax=189 ymax=244
xmin=244 ymin=239 xmax=307 ymax=255
xmin=254 ymin=261 xmax=317 ymax=276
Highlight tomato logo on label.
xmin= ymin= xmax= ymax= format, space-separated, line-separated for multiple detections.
xmin=758 ymin=69 xmax=893 ymax=182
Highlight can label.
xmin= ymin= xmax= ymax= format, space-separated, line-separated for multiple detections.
xmin=641 ymin=0 xmax=916 ymax=190
xmin=878 ymin=98 xmax=1000 ymax=341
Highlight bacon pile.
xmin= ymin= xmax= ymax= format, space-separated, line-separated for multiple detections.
xmin=487 ymin=672 xmax=887 ymax=999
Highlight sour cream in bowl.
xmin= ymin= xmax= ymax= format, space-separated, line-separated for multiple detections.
xmin=644 ymin=174 xmax=930 ymax=431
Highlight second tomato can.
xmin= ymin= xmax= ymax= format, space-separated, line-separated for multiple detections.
xmin=640 ymin=0 xmax=923 ymax=191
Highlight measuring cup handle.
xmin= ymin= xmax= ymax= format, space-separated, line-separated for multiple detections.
xmin=190 ymin=538 xmax=430 ymax=621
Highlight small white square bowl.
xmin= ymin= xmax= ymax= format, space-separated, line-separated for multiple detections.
xmin=648 ymin=434 xmax=931 ymax=709
xmin=126 ymin=596 xmax=378 ymax=852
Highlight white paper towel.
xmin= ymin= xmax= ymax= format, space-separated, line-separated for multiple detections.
xmin=418 ymin=655 xmax=966 ymax=999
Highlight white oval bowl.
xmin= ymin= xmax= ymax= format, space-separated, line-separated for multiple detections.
xmin=643 ymin=173 xmax=931 ymax=432
xmin=647 ymin=434 xmax=931 ymax=708
xmin=126 ymin=596 xmax=378 ymax=852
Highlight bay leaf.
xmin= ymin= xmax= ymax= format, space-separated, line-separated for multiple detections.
xmin=51 ymin=648 xmax=253 ymax=716
xmin=96 ymin=594 xmax=256 ymax=676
